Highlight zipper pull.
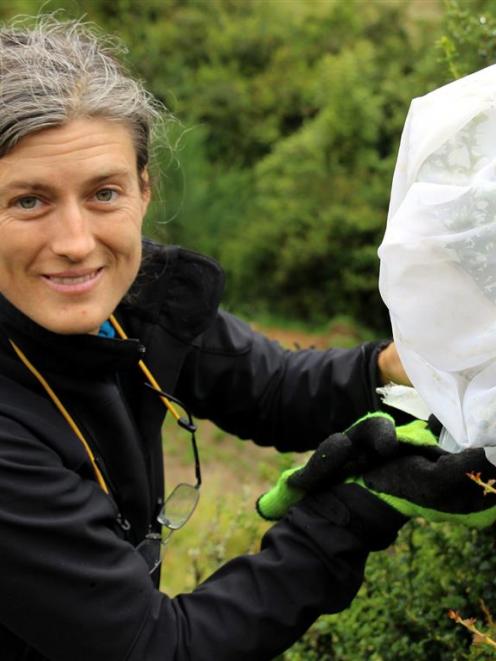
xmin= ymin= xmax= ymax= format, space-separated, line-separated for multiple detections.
xmin=116 ymin=512 xmax=131 ymax=532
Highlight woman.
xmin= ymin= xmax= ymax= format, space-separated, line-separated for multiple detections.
xmin=0 ymin=16 xmax=406 ymax=661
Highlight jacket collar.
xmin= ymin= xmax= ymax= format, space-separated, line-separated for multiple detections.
xmin=121 ymin=240 xmax=225 ymax=343
xmin=0 ymin=292 xmax=145 ymax=377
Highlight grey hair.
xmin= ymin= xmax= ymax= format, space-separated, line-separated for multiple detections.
xmin=0 ymin=14 xmax=166 ymax=178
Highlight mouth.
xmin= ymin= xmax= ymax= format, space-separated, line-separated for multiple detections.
xmin=41 ymin=267 xmax=104 ymax=294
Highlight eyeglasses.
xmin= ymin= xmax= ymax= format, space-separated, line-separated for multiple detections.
xmin=136 ymin=387 xmax=201 ymax=574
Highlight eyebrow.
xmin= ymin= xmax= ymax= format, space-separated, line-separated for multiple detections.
xmin=0 ymin=169 xmax=132 ymax=195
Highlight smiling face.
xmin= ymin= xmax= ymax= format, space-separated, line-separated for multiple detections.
xmin=0 ymin=118 xmax=150 ymax=334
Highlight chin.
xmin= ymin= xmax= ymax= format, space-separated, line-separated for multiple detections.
xmin=37 ymin=314 xmax=106 ymax=336
xmin=46 ymin=323 xmax=101 ymax=336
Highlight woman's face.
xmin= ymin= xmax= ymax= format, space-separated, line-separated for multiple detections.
xmin=0 ymin=117 xmax=150 ymax=334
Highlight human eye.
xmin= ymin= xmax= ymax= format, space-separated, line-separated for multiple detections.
xmin=14 ymin=195 xmax=42 ymax=210
xmin=94 ymin=188 xmax=119 ymax=203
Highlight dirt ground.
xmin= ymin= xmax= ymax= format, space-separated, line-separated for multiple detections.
xmin=250 ymin=320 xmax=364 ymax=350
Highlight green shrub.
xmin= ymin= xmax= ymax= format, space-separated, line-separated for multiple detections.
xmin=285 ymin=521 xmax=496 ymax=660
xmin=438 ymin=0 xmax=496 ymax=81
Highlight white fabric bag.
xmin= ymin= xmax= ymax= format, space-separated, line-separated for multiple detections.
xmin=379 ymin=64 xmax=496 ymax=450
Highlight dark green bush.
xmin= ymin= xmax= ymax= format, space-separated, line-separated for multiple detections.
xmin=285 ymin=521 xmax=496 ymax=660
xmin=438 ymin=0 xmax=496 ymax=80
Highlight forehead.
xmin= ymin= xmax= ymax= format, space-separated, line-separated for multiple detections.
xmin=0 ymin=118 xmax=137 ymax=187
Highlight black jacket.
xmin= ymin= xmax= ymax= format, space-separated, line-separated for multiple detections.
xmin=0 ymin=242 xmax=404 ymax=661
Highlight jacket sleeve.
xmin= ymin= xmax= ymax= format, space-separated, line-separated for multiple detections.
xmin=0 ymin=416 xmax=404 ymax=661
xmin=176 ymin=311 xmax=387 ymax=451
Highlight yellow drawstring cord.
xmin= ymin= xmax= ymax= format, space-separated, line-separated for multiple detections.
xmin=109 ymin=314 xmax=183 ymax=424
xmin=10 ymin=314 xmax=180 ymax=496
xmin=9 ymin=339 xmax=110 ymax=494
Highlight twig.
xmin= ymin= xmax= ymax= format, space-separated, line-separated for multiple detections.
xmin=448 ymin=610 xmax=496 ymax=650
xmin=481 ymin=600 xmax=496 ymax=630
xmin=467 ymin=471 xmax=496 ymax=496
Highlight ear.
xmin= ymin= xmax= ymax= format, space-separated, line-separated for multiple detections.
xmin=139 ymin=168 xmax=151 ymax=214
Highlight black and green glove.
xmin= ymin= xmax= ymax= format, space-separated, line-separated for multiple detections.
xmin=353 ymin=443 xmax=496 ymax=527
xmin=257 ymin=411 xmax=402 ymax=520
xmin=257 ymin=413 xmax=496 ymax=528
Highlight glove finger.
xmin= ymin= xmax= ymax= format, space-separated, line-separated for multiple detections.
xmin=396 ymin=420 xmax=438 ymax=447
xmin=288 ymin=433 xmax=353 ymax=491
xmin=427 ymin=414 xmax=443 ymax=437
xmin=257 ymin=466 xmax=303 ymax=521
xmin=346 ymin=413 xmax=398 ymax=457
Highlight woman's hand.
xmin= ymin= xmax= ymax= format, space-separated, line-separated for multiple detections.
xmin=377 ymin=342 xmax=411 ymax=386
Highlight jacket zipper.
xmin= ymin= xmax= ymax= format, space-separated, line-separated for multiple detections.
xmin=93 ymin=453 xmax=132 ymax=535
xmin=114 ymin=371 xmax=158 ymax=523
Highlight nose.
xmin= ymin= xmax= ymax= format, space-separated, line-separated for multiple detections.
xmin=49 ymin=200 xmax=96 ymax=262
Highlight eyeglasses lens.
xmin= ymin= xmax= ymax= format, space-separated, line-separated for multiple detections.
xmin=138 ymin=483 xmax=199 ymax=574
xmin=137 ymin=533 xmax=163 ymax=573
xmin=158 ymin=482 xmax=199 ymax=529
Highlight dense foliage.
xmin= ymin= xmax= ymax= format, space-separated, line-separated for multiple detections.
xmin=138 ymin=0 xmax=442 ymax=331
xmin=284 ymin=521 xmax=496 ymax=660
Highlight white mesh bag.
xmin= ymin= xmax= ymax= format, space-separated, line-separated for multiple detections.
xmin=379 ymin=64 xmax=496 ymax=450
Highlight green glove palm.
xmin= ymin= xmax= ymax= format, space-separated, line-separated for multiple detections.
xmin=257 ymin=413 xmax=496 ymax=528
